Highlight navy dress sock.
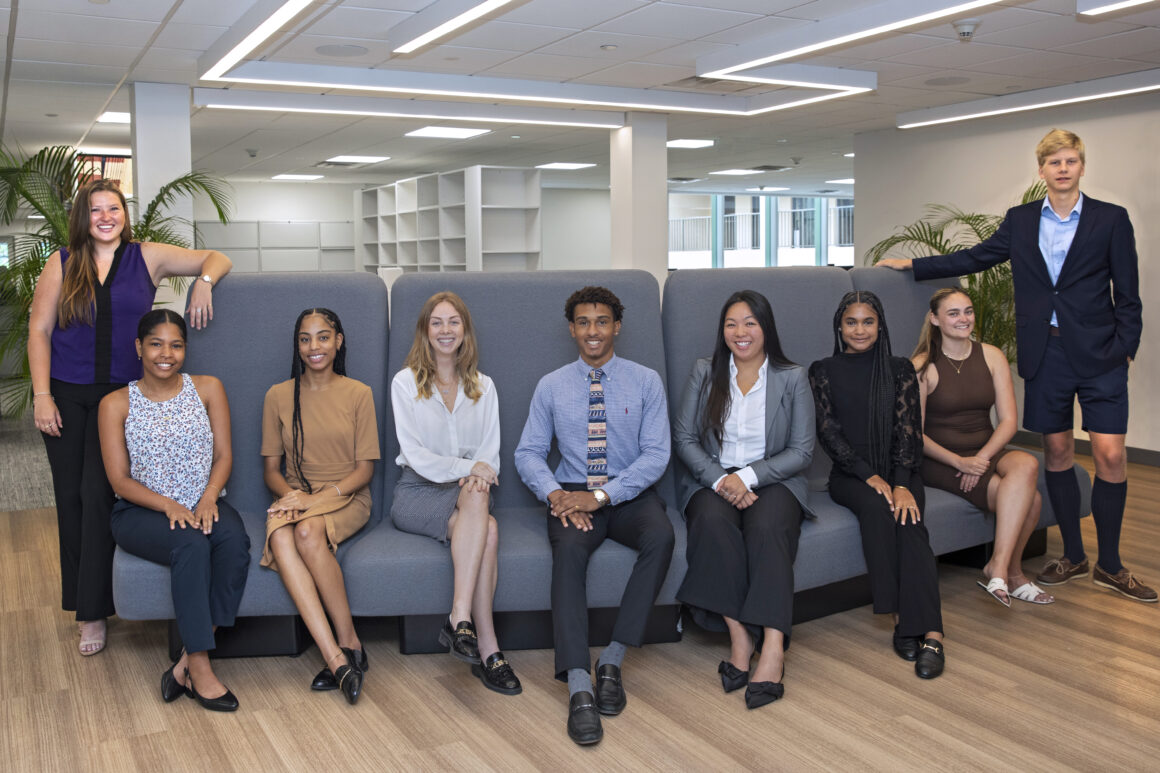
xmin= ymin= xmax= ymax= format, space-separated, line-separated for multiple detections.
xmin=1045 ymin=469 xmax=1085 ymax=564
xmin=1090 ymin=477 xmax=1127 ymax=575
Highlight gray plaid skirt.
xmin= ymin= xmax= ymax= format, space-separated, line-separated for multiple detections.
xmin=390 ymin=467 xmax=464 ymax=543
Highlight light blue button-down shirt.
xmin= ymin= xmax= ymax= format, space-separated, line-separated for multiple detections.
xmin=515 ymin=354 xmax=670 ymax=506
xmin=1039 ymin=193 xmax=1083 ymax=327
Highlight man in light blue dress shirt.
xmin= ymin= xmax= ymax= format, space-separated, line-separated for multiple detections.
xmin=881 ymin=129 xmax=1152 ymax=603
xmin=515 ymin=285 xmax=674 ymax=745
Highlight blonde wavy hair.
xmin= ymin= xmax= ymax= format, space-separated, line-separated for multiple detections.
xmin=404 ymin=291 xmax=483 ymax=402
xmin=911 ymin=287 xmax=973 ymax=372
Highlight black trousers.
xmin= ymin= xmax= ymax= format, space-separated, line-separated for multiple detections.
xmin=42 ymin=379 xmax=122 ymax=620
xmin=110 ymin=499 xmax=250 ymax=654
xmin=547 ymin=485 xmax=674 ymax=679
xmin=828 ymin=472 xmax=942 ymax=638
xmin=678 ymin=483 xmax=802 ymax=645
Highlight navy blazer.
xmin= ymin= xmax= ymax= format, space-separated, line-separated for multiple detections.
xmin=912 ymin=195 xmax=1141 ymax=380
xmin=672 ymin=357 xmax=814 ymax=516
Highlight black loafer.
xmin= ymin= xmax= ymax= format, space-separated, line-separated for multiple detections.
xmin=915 ymin=638 xmax=945 ymax=679
xmin=892 ymin=626 xmax=920 ymax=662
xmin=471 ymin=651 xmax=522 ymax=695
xmin=744 ymin=679 xmax=785 ymax=710
xmin=594 ymin=663 xmax=626 ymax=716
xmin=438 ymin=619 xmax=480 ymax=664
xmin=161 ymin=661 xmax=189 ymax=702
xmin=343 ymin=647 xmax=369 ymax=673
xmin=311 ymin=666 xmax=338 ymax=691
xmin=186 ymin=669 xmax=239 ymax=712
xmin=567 ymin=691 xmax=603 ymax=745
xmin=718 ymin=660 xmax=749 ymax=693
xmin=335 ymin=662 xmax=363 ymax=705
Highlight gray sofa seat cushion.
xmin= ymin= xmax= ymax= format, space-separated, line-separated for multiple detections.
xmin=344 ymin=505 xmax=688 ymax=616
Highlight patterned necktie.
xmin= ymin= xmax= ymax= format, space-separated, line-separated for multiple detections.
xmin=587 ymin=368 xmax=608 ymax=490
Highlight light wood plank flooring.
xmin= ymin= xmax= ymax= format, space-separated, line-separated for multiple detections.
xmin=3 ymin=458 xmax=1159 ymax=772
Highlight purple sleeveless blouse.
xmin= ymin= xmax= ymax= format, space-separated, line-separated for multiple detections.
xmin=50 ymin=242 xmax=157 ymax=385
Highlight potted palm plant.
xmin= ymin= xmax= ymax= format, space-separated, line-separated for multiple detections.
xmin=0 ymin=145 xmax=233 ymax=415
xmin=865 ymin=181 xmax=1047 ymax=363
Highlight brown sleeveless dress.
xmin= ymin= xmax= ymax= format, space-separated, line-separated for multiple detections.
xmin=920 ymin=344 xmax=1011 ymax=511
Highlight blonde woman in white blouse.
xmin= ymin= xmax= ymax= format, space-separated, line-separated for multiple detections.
xmin=390 ymin=291 xmax=521 ymax=695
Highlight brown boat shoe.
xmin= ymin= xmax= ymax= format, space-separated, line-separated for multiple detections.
xmin=1092 ymin=565 xmax=1158 ymax=603
xmin=1035 ymin=557 xmax=1090 ymax=586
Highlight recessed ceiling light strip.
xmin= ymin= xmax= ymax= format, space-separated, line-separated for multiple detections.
xmin=1077 ymin=0 xmax=1156 ymax=15
xmin=200 ymin=0 xmax=314 ymax=80
xmin=192 ymin=87 xmax=626 ymax=129
xmin=896 ymin=68 xmax=1160 ymax=128
xmin=391 ymin=0 xmax=516 ymax=55
xmin=698 ymin=0 xmax=1002 ymax=78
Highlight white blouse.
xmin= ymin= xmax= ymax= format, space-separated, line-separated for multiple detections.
xmin=391 ymin=367 xmax=501 ymax=484
xmin=715 ymin=355 xmax=767 ymax=491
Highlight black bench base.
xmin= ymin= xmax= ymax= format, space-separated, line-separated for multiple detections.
xmin=399 ymin=605 xmax=683 ymax=655
xmin=940 ymin=527 xmax=1048 ymax=570
xmin=168 ymin=615 xmax=310 ymax=661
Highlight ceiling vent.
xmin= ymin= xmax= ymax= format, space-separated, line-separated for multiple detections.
xmin=815 ymin=188 xmax=838 ymax=194
xmin=662 ymin=76 xmax=761 ymax=94
xmin=752 ymin=165 xmax=791 ymax=172
xmin=314 ymin=161 xmax=358 ymax=168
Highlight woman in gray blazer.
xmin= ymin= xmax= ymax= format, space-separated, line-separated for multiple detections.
xmin=673 ymin=290 xmax=814 ymax=710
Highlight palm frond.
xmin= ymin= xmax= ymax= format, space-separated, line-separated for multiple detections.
xmin=137 ymin=171 xmax=233 ymax=232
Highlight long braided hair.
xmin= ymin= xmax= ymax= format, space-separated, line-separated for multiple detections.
xmin=831 ymin=290 xmax=895 ymax=478
xmin=289 ymin=308 xmax=347 ymax=493
xmin=701 ymin=290 xmax=794 ymax=445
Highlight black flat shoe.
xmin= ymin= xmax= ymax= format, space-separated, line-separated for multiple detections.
xmin=335 ymin=661 xmax=363 ymax=705
xmin=914 ymin=638 xmax=945 ymax=679
xmin=718 ymin=661 xmax=749 ymax=693
xmin=186 ymin=669 xmax=239 ymax=712
xmin=311 ymin=666 xmax=338 ymax=692
xmin=567 ymin=691 xmax=603 ymax=745
xmin=342 ymin=647 xmax=369 ymax=673
xmin=471 ymin=651 xmax=522 ymax=695
xmin=594 ymin=663 xmax=626 ymax=716
xmin=892 ymin=625 xmax=920 ymax=662
xmin=438 ymin=619 xmax=480 ymax=664
xmin=745 ymin=679 xmax=785 ymax=709
xmin=161 ymin=662 xmax=189 ymax=702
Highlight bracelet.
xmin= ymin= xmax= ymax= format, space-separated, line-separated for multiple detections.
xmin=204 ymin=483 xmax=220 ymax=492
xmin=893 ymin=485 xmax=909 ymax=491
xmin=330 ymin=483 xmax=342 ymax=496
xmin=34 ymin=392 xmax=52 ymax=398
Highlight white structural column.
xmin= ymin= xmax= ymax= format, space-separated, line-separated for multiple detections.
xmin=130 ymin=83 xmax=193 ymax=309
xmin=130 ymin=82 xmax=193 ymax=239
xmin=609 ymin=112 xmax=668 ymax=285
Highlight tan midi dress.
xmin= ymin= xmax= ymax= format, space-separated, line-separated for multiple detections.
xmin=259 ymin=376 xmax=380 ymax=570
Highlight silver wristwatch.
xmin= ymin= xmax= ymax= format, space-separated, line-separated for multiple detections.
xmin=593 ymin=488 xmax=610 ymax=508
xmin=200 ymin=274 xmax=214 ymax=285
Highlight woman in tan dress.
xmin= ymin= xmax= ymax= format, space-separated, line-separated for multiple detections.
xmin=912 ymin=288 xmax=1053 ymax=607
xmin=261 ymin=308 xmax=380 ymax=704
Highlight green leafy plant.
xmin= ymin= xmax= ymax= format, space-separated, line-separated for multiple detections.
xmin=0 ymin=145 xmax=233 ymax=416
xmin=866 ymin=181 xmax=1047 ymax=363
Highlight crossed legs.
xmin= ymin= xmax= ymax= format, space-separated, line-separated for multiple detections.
xmin=446 ymin=485 xmax=500 ymax=659
xmin=979 ymin=451 xmax=1045 ymax=596
xmin=270 ymin=517 xmax=361 ymax=669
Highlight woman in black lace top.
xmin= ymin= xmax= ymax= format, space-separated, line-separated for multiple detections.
xmin=808 ymin=290 xmax=945 ymax=679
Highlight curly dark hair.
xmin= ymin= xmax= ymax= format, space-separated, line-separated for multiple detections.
xmin=564 ymin=286 xmax=624 ymax=322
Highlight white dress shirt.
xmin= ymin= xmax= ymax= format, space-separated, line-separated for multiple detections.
xmin=713 ymin=355 xmax=767 ymax=491
xmin=391 ymin=367 xmax=501 ymax=483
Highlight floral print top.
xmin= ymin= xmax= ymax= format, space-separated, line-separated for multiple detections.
xmin=125 ymin=373 xmax=213 ymax=510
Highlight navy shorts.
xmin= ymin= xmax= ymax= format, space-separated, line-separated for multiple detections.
xmin=1023 ymin=335 xmax=1129 ymax=435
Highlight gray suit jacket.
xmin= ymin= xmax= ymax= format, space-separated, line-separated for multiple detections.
xmin=672 ymin=357 xmax=815 ymax=516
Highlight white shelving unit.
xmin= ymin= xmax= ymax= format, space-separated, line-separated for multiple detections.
xmin=355 ymin=165 xmax=541 ymax=274
xmin=196 ymin=220 xmax=355 ymax=273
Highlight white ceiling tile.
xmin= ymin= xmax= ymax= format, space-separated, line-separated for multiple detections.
xmin=1112 ymin=8 xmax=1160 ymax=26
xmin=152 ymin=23 xmax=231 ymax=52
xmin=135 ymin=47 xmax=201 ymax=71
xmin=665 ymin=0 xmax=804 ymax=11
xmin=171 ymin=0 xmax=254 ymax=27
xmin=537 ymin=29 xmax=682 ymax=60
xmin=342 ymin=1 xmax=434 ymax=13
xmin=481 ymin=52 xmax=610 ymax=80
xmin=1040 ymin=59 xmax=1158 ymax=82
xmin=826 ymin=33 xmax=945 ymax=61
xmin=16 ymin=10 xmax=159 ymax=47
xmin=25 ymin=0 xmax=174 ymax=23
xmin=974 ymin=16 xmax=1137 ymax=49
xmin=887 ymin=41 xmax=1028 ymax=69
xmin=863 ymin=61 xmax=934 ymax=84
xmin=596 ymin=3 xmax=760 ymax=39
xmin=267 ymin=34 xmax=392 ymax=65
xmin=12 ymin=38 xmax=138 ymax=68
xmin=442 ymin=21 xmax=578 ymax=52
xmin=699 ymin=15 xmax=810 ymax=45
xmin=776 ymin=0 xmax=875 ymax=22
xmin=886 ymin=68 xmax=1066 ymax=96
xmin=907 ymin=7 xmax=1059 ymax=41
xmin=639 ymin=39 xmax=735 ymax=66
xmin=968 ymin=50 xmax=1112 ymax=78
xmin=300 ymin=6 xmax=409 ymax=39
xmin=382 ymin=45 xmax=519 ymax=74
xmin=502 ymin=0 xmax=647 ymax=28
xmin=1055 ymin=28 xmax=1160 ymax=60
xmin=11 ymin=60 xmax=124 ymax=85
xmin=570 ymin=61 xmax=694 ymax=88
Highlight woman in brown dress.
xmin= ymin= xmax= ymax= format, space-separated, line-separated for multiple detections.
xmin=912 ymin=288 xmax=1053 ymax=606
xmin=261 ymin=308 xmax=380 ymax=704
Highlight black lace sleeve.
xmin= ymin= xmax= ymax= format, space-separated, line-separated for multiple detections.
xmin=889 ymin=358 xmax=924 ymax=487
xmin=809 ymin=360 xmax=876 ymax=482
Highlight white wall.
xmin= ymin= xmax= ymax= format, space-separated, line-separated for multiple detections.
xmin=193 ymin=181 xmax=360 ymax=222
xmin=853 ymin=92 xmax=1159 ymax=452
xmin=541 ymin=187 xmax=611 ymax=271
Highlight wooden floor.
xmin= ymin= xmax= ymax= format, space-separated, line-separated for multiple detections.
xmin=3 ymin=457 xmax=1159 ymax=772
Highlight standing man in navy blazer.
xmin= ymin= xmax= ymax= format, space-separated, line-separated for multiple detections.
xmin=880 ymin=129 xmax=1154 ymax=603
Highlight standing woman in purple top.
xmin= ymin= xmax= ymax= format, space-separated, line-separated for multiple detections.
xmin=27 ymin=178 xmax=233 ymax=656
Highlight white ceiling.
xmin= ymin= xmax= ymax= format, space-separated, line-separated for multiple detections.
xmin=1 ymin=0 xmax=1158 ymax=197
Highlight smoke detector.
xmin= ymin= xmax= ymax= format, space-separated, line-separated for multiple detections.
xmin=953 ymin=18 xmax=980 ymax=41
